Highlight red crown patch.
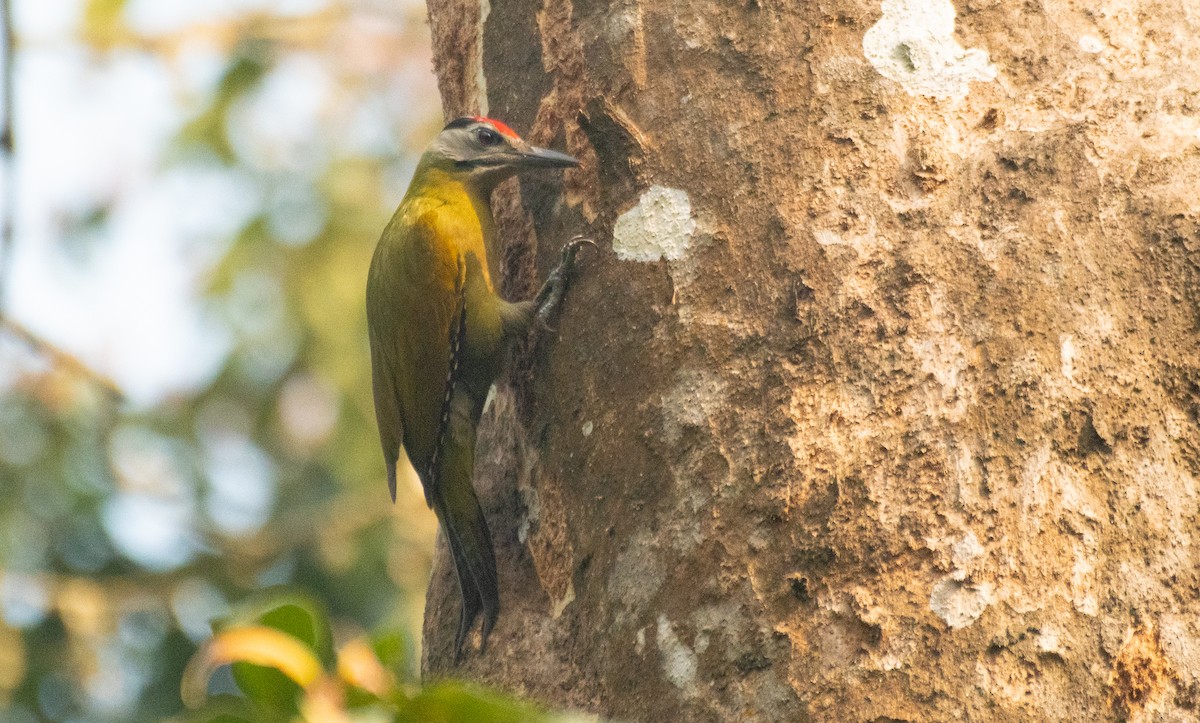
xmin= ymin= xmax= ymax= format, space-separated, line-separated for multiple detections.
xmin=472 ymin=116 xmax=521 ymax=141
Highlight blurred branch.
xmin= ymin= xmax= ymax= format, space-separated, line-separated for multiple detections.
xmin=0 ymin=313 xmax=125 ymax=402
xmin=0 ymin=0 xmax=13 ymax=309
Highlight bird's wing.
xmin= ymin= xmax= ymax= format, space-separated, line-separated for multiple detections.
xmin=366 ymin=206 xmax=463 ymax=503
xmin=367 ymin=325 xmax=405 ymax=502
xmin=425 ymin=281 xmax=468 ymax=493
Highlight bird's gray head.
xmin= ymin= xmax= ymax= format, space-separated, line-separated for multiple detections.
xmin=428 ymin=116 xmax=579 ymax=183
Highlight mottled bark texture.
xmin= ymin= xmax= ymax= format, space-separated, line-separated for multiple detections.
xmin=420 ymin=0 xmax=1200 ymax=720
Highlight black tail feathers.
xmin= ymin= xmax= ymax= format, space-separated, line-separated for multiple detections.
xmin=431 ymin=482 xmax=499 ymax=663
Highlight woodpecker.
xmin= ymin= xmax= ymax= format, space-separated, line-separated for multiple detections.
xmin=366 ymin=116 xmax=589 ymax=662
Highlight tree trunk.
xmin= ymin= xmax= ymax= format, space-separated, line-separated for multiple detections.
xmin=421 ymin=0 xmax=1200 ymax=720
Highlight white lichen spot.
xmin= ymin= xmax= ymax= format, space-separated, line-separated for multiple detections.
xmin=516 ymin=485 xmax=538 ymax=544
xmin=475 ymin=0 xmax=491 ymax=115
xmin=1060 ymin=335 xmax=1076 ymax=382
xmin=952 ymin=444 xmax=983 ymax=505
xmin=656 ymin=614 xmax=698 ymax=692
xmin=863 ymin=0 xmax=997 ymax=100
xmin=813 ymin=229 xmax=842 ymax=247
xmin=582 ymin=421 xmax=594 ymax=437
xmin=950 ymin=532 xmax=985 ymax=580
xmin=1079 ymin=35 xmax=1105 ymax=53
xmin=1036 ymin=626 xmax=1061 ymax=654
xmin=612 ymin=186 xmax=696 ymax=262
xmin=930 ymin=578 xmax=993 ymax=629
xmin=635 ymin=627 xmax=646 ymax=655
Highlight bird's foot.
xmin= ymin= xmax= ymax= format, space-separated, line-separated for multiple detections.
xmin=535 ymin=236 xmax=596 ymax=328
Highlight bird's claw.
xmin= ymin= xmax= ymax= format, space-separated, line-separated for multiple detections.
xmin=535 ymin=235 xmax=596 ymax=327
xmin=559 ymin=235 xmax=597 ymax=268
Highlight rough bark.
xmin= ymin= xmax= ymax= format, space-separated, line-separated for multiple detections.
xmin=421 ymin=0 xmax=1200 ymax=721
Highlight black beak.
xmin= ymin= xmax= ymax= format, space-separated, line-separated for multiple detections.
xmin=518 ymin=146 xmax=580 ymax=169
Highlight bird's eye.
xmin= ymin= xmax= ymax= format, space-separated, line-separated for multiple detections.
xmin=476 ymin=127 xmax=501 ymax=146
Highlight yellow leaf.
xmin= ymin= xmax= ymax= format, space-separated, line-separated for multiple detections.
xmin=181 ymin=625 xmax=324 ymax=708
xmin=300 ymin=677 xmax=351 ymax=723
xmin=336 ymin=637 xmax=395 ymax=697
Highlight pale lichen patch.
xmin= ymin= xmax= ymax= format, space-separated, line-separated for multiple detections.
xmin=1079 ymin=35 xmax=1105 ymax=54
xmin=612 ymin=186 xmax=697 ymax=262
xmin=661 ymin=367 xmax=726 ymax=446
xmin=863 ymin=0 xmax=996 ymax=100
xmin=1060 ymin=335 xmax=1077 ymax=382
xmin=950 ymin=532 xmax=985 ymax=580
xmin=1021 ymin=443 xmax=1053 ymax=512
xmin=656 ymin=614 xmax=698 ymax=693
xmin=929 ymin=578 xmax=993 ymax=629
xmin=905 ymin=288 xmax=971 ymax=421
xmin=1159 ymin=614 xmax=1200 ymax=684
xmin=1036 ymin=627 xmax=1062 ymax=655
xmin=609 ymin=531 xmax=664 ymax=628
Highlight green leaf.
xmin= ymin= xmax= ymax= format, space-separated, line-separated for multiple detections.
xmin=397 ymin=682 xmax=552 ymax=723
xmin=221 ymin=590 xmax=335 ymax=663
xmin=217 ymin=591 xmax=334 ymax=715
xmin=181 ymin=626 xmax=324 ymax=721
xmin=371 ymin=630 xmax=415 ymax=685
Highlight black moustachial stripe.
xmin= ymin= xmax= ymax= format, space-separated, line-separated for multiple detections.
xmin=454 ymin=156 xmax=510 ymax=170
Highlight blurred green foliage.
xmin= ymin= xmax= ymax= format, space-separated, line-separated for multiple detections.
xmin=0 ymin=1 xmax=479 ymax=720
xmin=176 ymin=592 xmax=574 ymax=722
